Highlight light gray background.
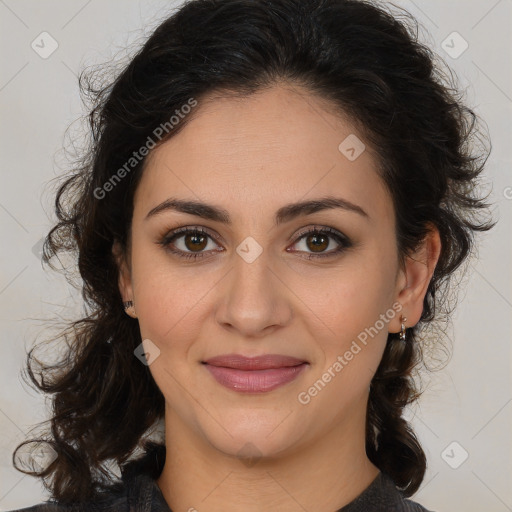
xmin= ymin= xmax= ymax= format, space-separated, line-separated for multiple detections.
xmin=1 ymin=1 xmax=511 ymax=510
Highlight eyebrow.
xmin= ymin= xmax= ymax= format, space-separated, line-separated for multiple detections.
xmin=145 ymin=195 xmax=369 ymax=225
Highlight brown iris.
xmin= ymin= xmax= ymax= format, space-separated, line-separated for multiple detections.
xmin=306 ymin=233 xmax=329 ymax=252
xmin=185 ymin=232 xmax=208 ymax=252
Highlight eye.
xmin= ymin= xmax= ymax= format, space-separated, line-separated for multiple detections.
xmin=287 ymin=226 xmax=352 ymax=259
xmin=158 ymin=227 xmax=223 ymax=260
xmin=158 ymin=225 xmax=352 ymax=261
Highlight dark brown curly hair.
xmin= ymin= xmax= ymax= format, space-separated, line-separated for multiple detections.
xmin=13 ymin=0 xmax=495 ymax=504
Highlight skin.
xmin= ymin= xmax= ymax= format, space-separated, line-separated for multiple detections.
xmin=114 ymin=83 xmax=441 ymax=512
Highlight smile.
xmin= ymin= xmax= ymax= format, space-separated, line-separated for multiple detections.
xmin=202 ymin=354 xmax=309 ymax=393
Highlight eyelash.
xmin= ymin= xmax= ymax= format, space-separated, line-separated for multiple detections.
xmin=158 ymin=225 xmax=352 ymax=261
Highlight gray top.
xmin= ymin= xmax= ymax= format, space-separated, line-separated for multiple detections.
xmin=8 ymin=470 xmax=435 ymax=512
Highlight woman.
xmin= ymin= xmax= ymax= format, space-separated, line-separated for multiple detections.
xmin=10 ymin=0 xmax=494 ymax=511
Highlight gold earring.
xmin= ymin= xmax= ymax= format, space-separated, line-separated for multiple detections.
xmin=123 ymin=300 xmax=137 ymax=318
xmin=399 ymin=315 xmax=407 ymax=343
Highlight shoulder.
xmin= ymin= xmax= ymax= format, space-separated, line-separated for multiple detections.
xmin=339 ymin=471 xmax=437 ymax=512
xmin=5 ymin=500 xmax=126 ymax=512
xmin=5 ymin=496 xmax=129 ymax=512
xmin=4 ymin=475 xmax=140 ymax=512
xmin=384 ymin=473 xmax=437 ymax=512
xmin=389 ymin=477 xmax=437 ymax=512
xmin=5 ymin=470 xmax=169 ymax=512
xmin=401 ymin=497 xmax=436 ymax=512
xmin=4 ymin=505 xmax=62 ymax=512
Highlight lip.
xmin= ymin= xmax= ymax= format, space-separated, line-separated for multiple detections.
xmin=202 ymin=354 xmax=309 ymax=393
xmin=203 ymin=354 xmax=307 ymax=370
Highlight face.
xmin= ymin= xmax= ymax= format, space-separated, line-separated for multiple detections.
xmin=116 ymin=83 xmax=408 ymax=461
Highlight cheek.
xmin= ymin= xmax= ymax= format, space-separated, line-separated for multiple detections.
xmin=309 ymin=262 xmax=395 ymax=339
xmin=308 ymin=252 xmax=397 ymax=379
xmin=296 ymin=285 xmax=394 ymax=422
xmin=128 ymin=247 xmax=212 ymax=350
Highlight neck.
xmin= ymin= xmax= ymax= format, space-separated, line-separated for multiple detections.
xmin=156 ymin=403 xmax=380 ymax=512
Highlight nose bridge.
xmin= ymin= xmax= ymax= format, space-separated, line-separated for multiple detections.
xmin=215 ymin=243 xmax=291 ymax=336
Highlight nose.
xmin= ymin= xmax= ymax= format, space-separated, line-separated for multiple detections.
xmin=214 ymin=249 xmax=293 ymax=339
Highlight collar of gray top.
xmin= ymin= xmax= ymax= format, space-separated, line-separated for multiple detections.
xmin=125 ymin=470 xmax=434 ymax=512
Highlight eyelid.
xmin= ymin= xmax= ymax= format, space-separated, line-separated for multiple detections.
xmin=166 ymin=225 xmax=222 ymax=241
xmin=291 ymin=224 xmax=349 ymax=243
xmin=160 ymin=224 xmax=347 ymax=244
xmin=159 ymin=225 xmax=223 ymax=246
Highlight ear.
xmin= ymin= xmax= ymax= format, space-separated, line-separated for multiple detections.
xmin=112 ymin=240 xmax=136 ymax=317
xmin=391 ymin=224 xmax=442 ymax=332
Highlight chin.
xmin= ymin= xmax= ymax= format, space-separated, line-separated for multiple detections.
xmin=195 ymin=407 xmax=307 ymax=462
xmin=207 ymin=431 xmax=294 ymax=464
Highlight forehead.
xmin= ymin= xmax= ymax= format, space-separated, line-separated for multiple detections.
xmin=134 ymin=84 xmax=393 ymax=227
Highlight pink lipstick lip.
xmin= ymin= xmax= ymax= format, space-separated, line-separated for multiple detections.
xmin=202 ymin=354 xmax=309 ymax=393
xmin=202 ymin=353 xmax=308 ymax=371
